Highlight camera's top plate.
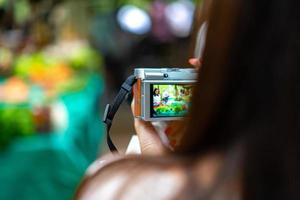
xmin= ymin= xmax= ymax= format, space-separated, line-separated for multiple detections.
xmin=134 ymin=68 xmax=198 ymax=80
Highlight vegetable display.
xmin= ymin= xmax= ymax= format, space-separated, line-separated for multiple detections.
xmin=0 ymin=42 xmax=103 ymax=149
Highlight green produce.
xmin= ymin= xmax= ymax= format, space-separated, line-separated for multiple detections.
xmin=0 ymin=105 xmax=35 ymax=149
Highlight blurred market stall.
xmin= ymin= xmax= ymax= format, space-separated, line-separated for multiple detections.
xmin=0 ymin=0 xmax=104 ymax=199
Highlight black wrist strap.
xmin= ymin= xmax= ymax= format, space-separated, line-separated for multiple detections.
xmin=102 ymin=75 xmax=137 ymax=153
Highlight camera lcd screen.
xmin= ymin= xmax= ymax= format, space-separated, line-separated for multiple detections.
xmin=150 ymin=84 xmax=193 ymax=118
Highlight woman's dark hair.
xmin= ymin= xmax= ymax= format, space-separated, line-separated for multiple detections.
xmin=153 ymin=88 xmax=159 ymax=96
xmin=179 ymin=0 xmax=300 ymax=199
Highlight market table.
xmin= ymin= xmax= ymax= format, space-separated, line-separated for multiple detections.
xmin=0 ymin=75 xmax=104 ymax=200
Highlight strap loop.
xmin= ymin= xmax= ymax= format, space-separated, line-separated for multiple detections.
xmin=103 ymin=104 xmax=111 ymax=124
xmin=121 ymin=82 xmax=132 ymax=92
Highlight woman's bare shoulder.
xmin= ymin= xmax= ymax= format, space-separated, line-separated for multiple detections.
xmin=75 ymin=154 xmax=223 ymax=200
xmin=76 ymin=152 xmax=225 ymax=200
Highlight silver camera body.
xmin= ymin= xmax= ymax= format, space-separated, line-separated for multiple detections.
xmin=133 ymin=68 xmax=198 ymax=121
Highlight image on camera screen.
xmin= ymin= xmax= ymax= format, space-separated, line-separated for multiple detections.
xmin=151 ymin=84 xmax=193 ymax=118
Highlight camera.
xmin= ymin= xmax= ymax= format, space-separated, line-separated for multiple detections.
xmin=133 ymin=68 xmax=198 ymax=121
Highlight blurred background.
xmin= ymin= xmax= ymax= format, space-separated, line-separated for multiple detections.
xmin=0 ymin=0 xmax=200 ymax=199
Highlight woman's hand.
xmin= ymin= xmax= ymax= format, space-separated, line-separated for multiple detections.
xmin=132 ymin=101 xmax=167 ymax=155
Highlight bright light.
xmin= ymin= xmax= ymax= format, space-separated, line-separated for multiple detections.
xmin=165 ymin=0 xmax=195 ymax=37
xmin=117 ymin=5 xmax=152 ymax=35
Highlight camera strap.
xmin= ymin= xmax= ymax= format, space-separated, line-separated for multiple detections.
xmin=102 ymin=75 xmax=137 ymax=153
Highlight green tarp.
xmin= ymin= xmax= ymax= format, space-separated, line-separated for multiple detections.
xmin=0 ymin=75 xmax=104 ymax=200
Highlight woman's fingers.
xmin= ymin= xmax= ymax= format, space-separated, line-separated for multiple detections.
xmin=189 ymin=58 xmax=202 ymax=70
xmin=131 ymin=100 xmax=167 ymax=155
xmin=134 ymin=118 xmax=166 ymax=155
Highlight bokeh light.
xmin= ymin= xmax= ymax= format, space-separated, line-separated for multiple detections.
xmin=165 ymin=0 xmax=195 ymax=37
xmin=117 ymin=5 xmax=152 ymax=35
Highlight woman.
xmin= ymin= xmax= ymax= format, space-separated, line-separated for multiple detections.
xmin=75 ymin=0 xmax=300 ymax=199
xmin=153 ymin=88 xmax=161 ymax=107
